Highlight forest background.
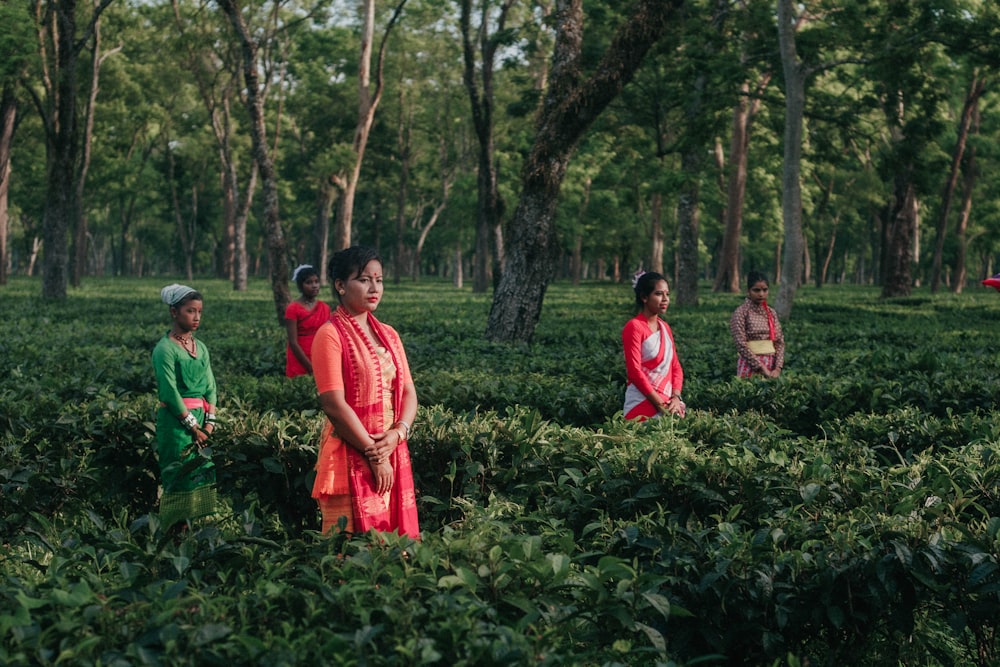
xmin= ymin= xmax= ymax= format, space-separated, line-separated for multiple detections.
xmin=3 ymin=0 xmax=1000 ymax=343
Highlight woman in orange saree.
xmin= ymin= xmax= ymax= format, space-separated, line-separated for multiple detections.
xmin=310 ymin=246 xmax=420 ymax=538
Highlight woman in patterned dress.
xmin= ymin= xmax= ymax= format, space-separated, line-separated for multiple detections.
xmin=729 ymin=271 xmax=785 ymax=378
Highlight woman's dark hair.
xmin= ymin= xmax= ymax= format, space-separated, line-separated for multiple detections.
xmin=294 ymin=265 xmax=320 ymax=289
xmin=328 ymin=246 xmax=382 ymax=289
xmin=747 ymin=271 xmax=769 ymax=290
xmin=633 ymin=271 xmax=667 ymax=310
xmin=173 ymin=291 xmax=203 ymax=308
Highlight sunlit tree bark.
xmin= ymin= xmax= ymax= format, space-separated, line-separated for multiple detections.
xmin=332 ymin=0 xmax=406 ymax=251
xmin=485 ymin=0 xmax=683 ymax=343
xmin=218 ymin=0 xmax=290 ymax=323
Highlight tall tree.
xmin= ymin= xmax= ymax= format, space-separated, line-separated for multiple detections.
xmin=30 ymin=0 xmax=115 ymax=298
xmin=460 ymin=0 xmax=516 ymax=293
xmin=773 ymin=0 xmax=806 ymax=320
xmin=69 ymin=11 xmax=120 ymax=286
xmin=0 ymin=83 xmax=16 ymax=286
xmin=332 ymin=0 xmax=406 ymax=251
xmin=951 ymin=98 xmax=979 ymax=294
xmin=713 ymin=73 xmax=770 ymax=293
xmin=876 ymin=17 xmax=941 ymax=298
xmin=930 ymin=73 xmax=984 ymax=292
xmin=485 ymin=0 xmax=683 ymax=343
xmin=171 ymin=0 xmax=256 ymax=288
xmin=0 ymin=1 xmax=34 ymax=285
xmin=672 ymin=0 xmax=730 ymax=306
xmin=217 ymin=0 xmax=290 ymax=323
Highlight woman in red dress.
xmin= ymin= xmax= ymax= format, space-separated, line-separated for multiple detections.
xmin=284 ymin=264 xmax=331 ymax=377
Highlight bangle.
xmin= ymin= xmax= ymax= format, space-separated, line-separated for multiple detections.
xmin=205 ymin=412 xmax=217 ymax=424
xmin=671 ymin=395 xmax=682 ymax=401
xmin=180 ymin=412 xmax=199 ymax=431
xmin=393 ymin=420 xmax=411 ymax=438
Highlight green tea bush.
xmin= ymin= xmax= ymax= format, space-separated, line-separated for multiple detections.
xmin=2 ymin=278 xmax=1000 ymax=665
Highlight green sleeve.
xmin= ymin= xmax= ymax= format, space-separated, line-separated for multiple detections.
xmin=203 ymin=344 xmax=218 ymax=407
xmin=152 ymin=338 xmax=185 ymax=416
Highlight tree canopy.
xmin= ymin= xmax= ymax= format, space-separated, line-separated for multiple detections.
xmin=4 ymin=0 xmax=1000 ymax=339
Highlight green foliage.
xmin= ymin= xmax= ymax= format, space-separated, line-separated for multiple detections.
xmin=2 ymin=278 xmax=999 ymax=665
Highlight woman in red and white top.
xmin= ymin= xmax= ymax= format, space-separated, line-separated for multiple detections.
xmin=729 ymin=271 xmax=785 ymax=378
xmin=622 ymin=271 xmax=685 ymax=421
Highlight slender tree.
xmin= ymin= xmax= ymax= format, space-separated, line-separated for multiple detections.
xmin=217 ymin=0 xmax=290 ymax=322
xmin=332 ymin=0 xmax=406 ymax=251
xmin=773 ymin=0 xmax=806 ymax=320
xmin=951 ymin=100 xmax=979 ymax=294
xmin=69 ymin=10 xmax=120 ymax=286
xmin=0 ymin=83 xmax=15 ymax=285
xmin=930 ymin=73 xmax=984 ymax=292
xmin=460 ymin=0 xmax=516 ymax=293
xmin=29 ymin=0 xmax=116 ymax=298
xmin=713 ymin=0 xmax=772 ymax=294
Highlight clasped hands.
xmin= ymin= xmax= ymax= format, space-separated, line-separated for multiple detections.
xmin=364 ymin=427 xmax=405 ymax=495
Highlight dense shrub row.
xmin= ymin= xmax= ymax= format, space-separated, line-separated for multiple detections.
xmin=2 ymin=277 xmax=999 ymax=665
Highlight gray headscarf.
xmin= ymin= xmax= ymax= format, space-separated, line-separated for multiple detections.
xmin=161 ymin=283 xmax=197 ymax=306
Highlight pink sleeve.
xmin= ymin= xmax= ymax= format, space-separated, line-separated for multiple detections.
xmin=622 ymin=318 xmax=656 ymax=396
xmin=312 ymin=323 xmax=344 ymax=393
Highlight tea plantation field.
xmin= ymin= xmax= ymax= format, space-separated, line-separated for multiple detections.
xmin=1 ymin=277 xmax=998 ymax=666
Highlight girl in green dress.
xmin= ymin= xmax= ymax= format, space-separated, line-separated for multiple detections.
xmin=152 ymin=284 xmax=218 ymax=528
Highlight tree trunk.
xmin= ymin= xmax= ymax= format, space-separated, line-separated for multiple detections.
xmin=413 ymin=136 xmax=454 ymax=282
xmin=0 ymin=82 xmax=15 ymax=285
xmin=931 ymin=74 xmax=983 ymax=292
xmin=485 ymin=0 xmax=681 ymax=343
xmin=453 ymin=242 xmax=463 ymax=288
xmin=952 ymin=101 xmax=979 ymax=294
xmin=774 ymin=0 xmax=806 ymax=321
xmin=40 ymin=0 xmax=114 ymax=299
xmin=69 ymin=11 xmax=117 ymax=287
xmin=313 ymin=177 xmax=337 ymax=283
xmin=881 ymin=176 xmax=918 ymax=298
xmin=462 ymin=0 xmax=514 ymax=293
xmin=713 ymin=72 xmax=770 ymax=293
xmin=819 ymin=215 xmax=839 ymax=287
xmin=333 ymin=0 xmax=406 ymax=252
xmin=676 ymin=148 xmax=700 ymax=306
xmin=649 ymin=191 xmax=663 ymax=275
xmin=170 ymin=0 xmax=255 ymax=287
xmin=219 ymin=0 xmax=290 ymax=323
xmin=572 ymin=175 xmax=591 ymax=285
xmin=394 ymin=92 xmax=410 ymax=285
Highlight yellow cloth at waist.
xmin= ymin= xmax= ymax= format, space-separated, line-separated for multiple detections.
xmin=747 ymin=339 xmax=776 ymax=355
